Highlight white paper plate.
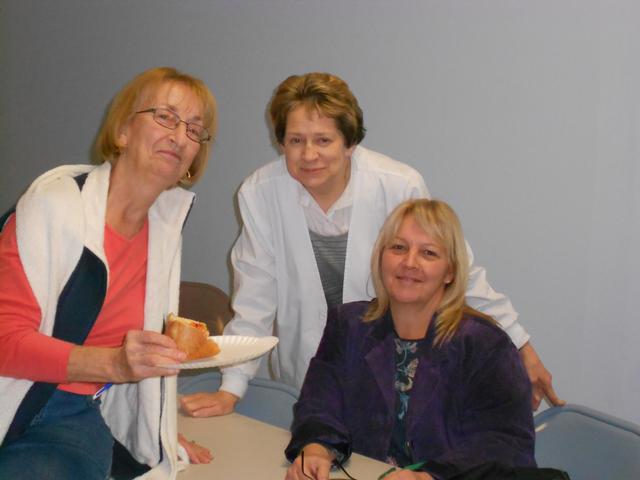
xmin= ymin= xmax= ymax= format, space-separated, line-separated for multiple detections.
xmin=173 ymin=335 xmax=278 ymax=370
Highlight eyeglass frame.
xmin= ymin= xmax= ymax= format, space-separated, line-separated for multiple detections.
xmin=299 ymin=449 xmax=427 ymax=480
xmin=300 ymin=449 xmax=358 ymax=480
xmin=135 ymin=107 xmax=211 ymax=144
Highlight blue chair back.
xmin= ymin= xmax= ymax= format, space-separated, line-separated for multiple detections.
xmin=178 ymin=371 xmax=299 ymax=430
xmin=534 ymin=404 xmax=640 ymax=480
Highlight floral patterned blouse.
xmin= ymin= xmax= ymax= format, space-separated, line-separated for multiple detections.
xmin=386 ymin=336 xmax=423 ymax=467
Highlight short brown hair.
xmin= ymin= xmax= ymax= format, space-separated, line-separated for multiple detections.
xmin=94 ymin=67 xmax=217 ymax=187
xmin=269 ymin=72 xmax=365 ymax=147
xmin=364 ymin=199 xmax=470 ymax=346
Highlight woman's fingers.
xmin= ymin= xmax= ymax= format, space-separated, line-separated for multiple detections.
xmin=114 ymin=330 xmax=186 ymax=381
xmin=385 ymin=470 xmax=434 ymax=479
xmin=286 ymin=447 xmax=332 ymax=480
xmin=519 ymin=343 xmax=565 ymax=410
xmin=125 ymin=330 xmax=184 ymax=357
xmin=180 ymin=391 xmax=239 ymax=417
xmin=178 ymin=433 xmax=213 ymax=464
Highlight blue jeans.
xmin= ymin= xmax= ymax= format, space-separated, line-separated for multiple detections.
xmin=0 ymin=389 xmax=113 ymax=480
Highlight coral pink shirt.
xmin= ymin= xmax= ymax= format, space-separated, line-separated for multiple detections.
xmin=0 ymin=214 xmax=147 ymax=395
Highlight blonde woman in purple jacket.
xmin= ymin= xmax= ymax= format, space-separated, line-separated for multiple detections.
xmin=285 ymin=199 xmax=535 ymax=480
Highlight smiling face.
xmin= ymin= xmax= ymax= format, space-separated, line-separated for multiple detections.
xmin=381 ymin=215 xmax=454 ymax=314
xmin=117 ymin=81 xmax=203 ymax=190
xmin=282 ymin=105 xmax=355 ymax=211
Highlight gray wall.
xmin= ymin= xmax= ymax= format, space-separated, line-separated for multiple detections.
xmin=2 ymin=1 xmax=639 ymax=424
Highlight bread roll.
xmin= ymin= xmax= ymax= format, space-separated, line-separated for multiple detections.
xmin=166 ymin=313 xmax=220 ymax=361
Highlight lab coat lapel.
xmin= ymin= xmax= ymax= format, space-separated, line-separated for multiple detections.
xmin=343 ymin=151 xmax=387 ymax=303
xmin=282 ymin=175 xmax=328 ymax=328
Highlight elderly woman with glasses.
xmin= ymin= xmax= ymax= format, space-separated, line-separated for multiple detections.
xmin=284 ymin=199 xmax=536 ymax=480
xmin=0 ymin=67 xmax=216 ymax=479
xmin=181 ymin=72 xmax=561 ymax=419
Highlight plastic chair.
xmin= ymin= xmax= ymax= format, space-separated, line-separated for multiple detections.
xmin=178 ymin=371 xmax=299 ymax=430
xmin=534 ymin=404 xmax=640 ymax=480
xmin=178 ymin=281 xmax=233 ymax=335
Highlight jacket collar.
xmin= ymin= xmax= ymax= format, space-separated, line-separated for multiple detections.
xmin=364 ymin=309 xmax=450 ymax=414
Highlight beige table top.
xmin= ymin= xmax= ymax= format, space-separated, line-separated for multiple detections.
xmin=178 ymin=411 xmax=391 ymax=479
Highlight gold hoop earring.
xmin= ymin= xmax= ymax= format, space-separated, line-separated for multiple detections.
xmin=185 ymin=170 xmax=192 ymax=180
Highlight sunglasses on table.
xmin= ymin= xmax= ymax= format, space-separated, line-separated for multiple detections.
xmin=300 ymin=450 xmax=426 ymax=480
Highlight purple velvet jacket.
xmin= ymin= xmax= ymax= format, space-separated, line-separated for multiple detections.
xmin=285 ymin=301 xmax=535 ymax=479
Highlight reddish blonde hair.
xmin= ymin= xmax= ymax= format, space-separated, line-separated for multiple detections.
xmin=94 ymin=67 xmax=217 ymax=187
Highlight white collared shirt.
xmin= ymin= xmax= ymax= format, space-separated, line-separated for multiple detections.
xmin=297 ymin=158 xmax=357 ymax=236
xmin=297 ymin=179 xmax=353 ymax=236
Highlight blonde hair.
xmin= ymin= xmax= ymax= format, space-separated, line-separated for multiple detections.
xmin=269 ymin=72 xmax=365 ymax=147
xmin=364 ymin=199 xmax=470 ymax=346
xmin=94 ymin=67 xmax=217 ymax=187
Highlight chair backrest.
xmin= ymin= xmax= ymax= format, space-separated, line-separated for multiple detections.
xmin=179 ymin=281 xmax=233 ymax=335
xmin=178 ymin=371 xmax=299 ymax=430
xmin=534 ymin=404 xmax=640 ymax=480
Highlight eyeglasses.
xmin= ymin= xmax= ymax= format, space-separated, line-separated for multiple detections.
xmin=300 ymin=450 xmax=427 ymax=480
xmin=135 ymin=107 xmax=211 ymax=144
xmin=300 ymin=450 xmax=357 ymax=480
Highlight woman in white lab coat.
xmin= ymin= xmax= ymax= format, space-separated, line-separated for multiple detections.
xmin=180 ymin=72 xmax=562 ymax=417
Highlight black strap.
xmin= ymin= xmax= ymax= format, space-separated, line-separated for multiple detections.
xmin=0 ymin=207 xmax=16 ymax=231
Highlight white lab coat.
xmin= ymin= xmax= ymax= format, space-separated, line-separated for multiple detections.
xmin=221 ymin=146 xmax=528 ymax=396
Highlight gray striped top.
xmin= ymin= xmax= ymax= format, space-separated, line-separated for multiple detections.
xmin=309 ymin=229 xmax=349 ymax=308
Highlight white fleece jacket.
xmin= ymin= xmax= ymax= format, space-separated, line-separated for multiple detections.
xmin=0 ymin=162 xmax=194 ymax=479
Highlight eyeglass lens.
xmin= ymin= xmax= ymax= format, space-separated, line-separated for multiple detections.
xmin=150 ymin=108 xmax=209 ymax=144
